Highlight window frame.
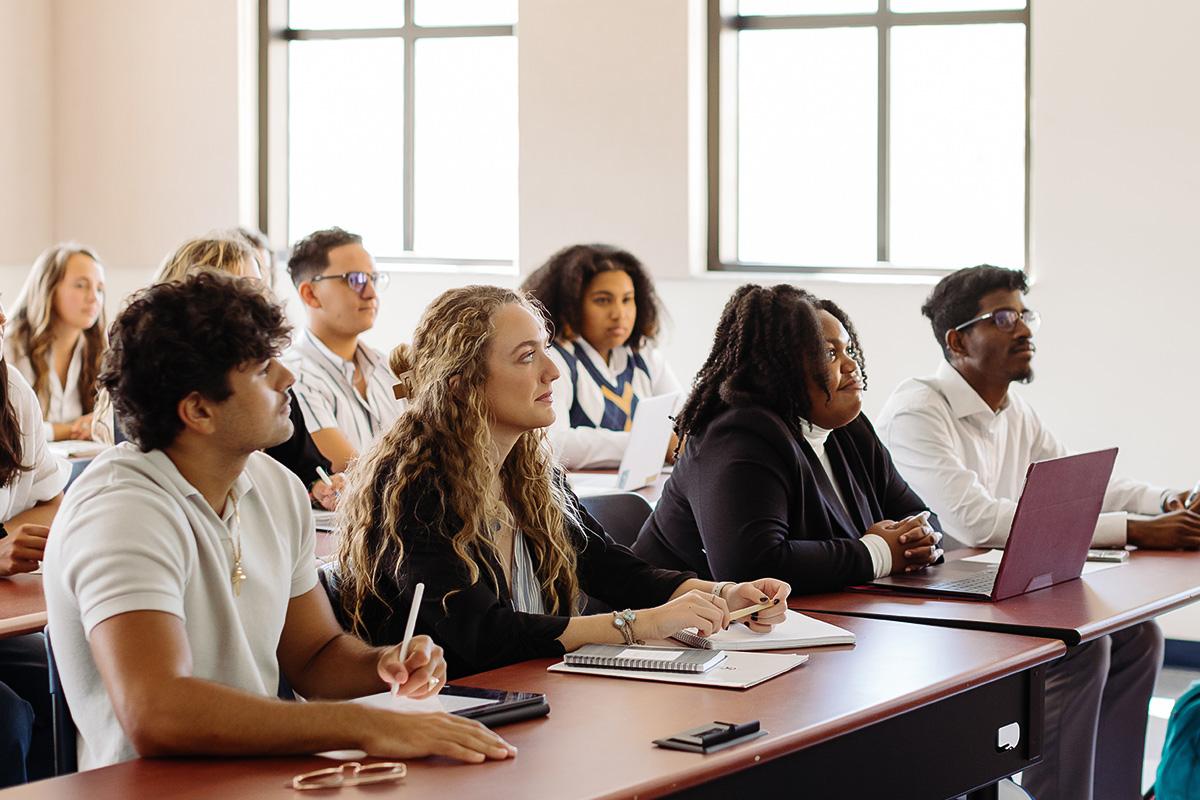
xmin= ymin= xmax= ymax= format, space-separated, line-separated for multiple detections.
xmin=707 ymin=0 xmax=1031 ymax=277
xmin=258 ymin=0 xmax=516 ymax=269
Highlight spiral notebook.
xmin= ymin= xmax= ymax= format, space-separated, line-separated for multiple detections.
xmin=670 ymin=610 xmax=856 ymax=651
xmin=563 ymin=644 xmax=727 ymax=673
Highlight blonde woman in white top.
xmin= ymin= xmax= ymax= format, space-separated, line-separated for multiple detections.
xmin=5 ymin=244 xmax=107 ymax=442
xmin=521 ymin=244 xmax=680 ymax=469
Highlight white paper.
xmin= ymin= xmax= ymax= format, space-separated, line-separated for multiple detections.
xmin=961 ymin=549 xmax=1125 ymax=574
xmin=313 ymin=510 xmax=337 ymax=531
xmin=618 ymin=647 xmax=682 ymax=661
xmin=677 ymin=610 xmax=855 ymax=651
xmin=351 ymin=690 xmax=500 ymax=715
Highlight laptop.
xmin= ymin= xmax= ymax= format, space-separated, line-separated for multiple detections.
xmin=867 ymin=448 xmax=1118 ymax=601
xmin=568 ymin=392 xmax=680 ymax=495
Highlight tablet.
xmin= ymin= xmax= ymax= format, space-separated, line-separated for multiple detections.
xmin=443 ymin=685 xmax=550 ymax=727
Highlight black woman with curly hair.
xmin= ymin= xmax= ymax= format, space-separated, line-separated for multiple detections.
xmin=521 ymin=244 xmax=680 ymax=469
xmin=632 ymin=284 xmax=943 ymax=594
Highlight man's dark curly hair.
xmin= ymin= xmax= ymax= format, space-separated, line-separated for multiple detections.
xmin=521 ymin=244 xmax=663 ymax=349
xmin=673 ymin=284 xmax=867 ymax=446
xmin=99 ymin=271 xmax=291 ymax=452
xmin=922 ymin=265 xmax=1029 ymax=358
xmin=287 ymin=227 xmax=363 ymax=287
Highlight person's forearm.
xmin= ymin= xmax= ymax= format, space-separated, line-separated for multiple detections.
xmin=556 ymin=614 xmax=634 ymax=653
xmin=288 ymin=633 xmax=388 ymax=700
xmin=669 ymin=578 xmax=718 ymax=599
xmin=8 ymin=496 xmax=62 ymax=528
xmin=122 ymin=675 xmax=375 ymax=758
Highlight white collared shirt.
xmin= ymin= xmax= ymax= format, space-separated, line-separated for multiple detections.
xmin=876 ymin=360 xmax=1167 ymax=549
xmin=283 ymin=329 xmax=406 ymax=454
xmin=0 ymin=368 xmax=70 ymax=517
xmin=43 ymin=445 xmax=318 ymax=769
xmin=5 ymin=338 xmax=86 ymax=440
xmin=547 ymin=338 xmax=681 ymax=469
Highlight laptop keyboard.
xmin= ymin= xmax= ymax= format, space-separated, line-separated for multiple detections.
xmin=925 ymin=572 xmax=998 ymax=595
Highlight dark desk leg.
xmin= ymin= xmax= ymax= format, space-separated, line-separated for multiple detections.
xmin=671 ymin=665 xmax=1045 ymax=800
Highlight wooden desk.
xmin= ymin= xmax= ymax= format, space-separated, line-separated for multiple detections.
xmin=0 ymin=614 xmax=1063 ymax=800
xmin=0 ymin=574 xmax=46 ymax=638
xmin=792 ymin=549 xmax=1200 ymax=645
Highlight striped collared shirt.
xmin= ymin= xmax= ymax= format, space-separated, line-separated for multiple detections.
xmin=283 ymin=329 xmax=406 ymax=454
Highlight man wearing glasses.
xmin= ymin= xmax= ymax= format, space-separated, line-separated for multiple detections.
xmin=285 ymin=228 xmax=403 ymax=473
xmin=877 ymin=264 xmax=1196 ymax=800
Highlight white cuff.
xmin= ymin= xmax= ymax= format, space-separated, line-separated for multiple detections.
xmin=1093 ymin=512 xmax=1129 ymax=549
xmin=860 ymin=534 xmax=892 ymax=579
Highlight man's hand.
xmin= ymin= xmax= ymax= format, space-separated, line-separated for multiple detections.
xmin=0 ymin=524 xmax=50 ymax=576
xmin=1127 ymin=511 xmax=1200 ymax=550
xmin=376 ymin=635 xmax=447 ymax=699
xmin=358 ymin=709 xmax=517 ymax=763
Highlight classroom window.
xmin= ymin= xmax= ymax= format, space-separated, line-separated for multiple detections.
xmin=709 ymin=0 xmax=1029 ymax=275
xmin=263 ymin=1 xmax=517 ymax=267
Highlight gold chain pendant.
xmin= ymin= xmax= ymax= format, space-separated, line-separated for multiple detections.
xmin=232 ymin=561 xmax=247 ymax=596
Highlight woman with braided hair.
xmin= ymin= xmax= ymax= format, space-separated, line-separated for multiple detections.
xmin=632 ymin=284 xmax=943 ymax=594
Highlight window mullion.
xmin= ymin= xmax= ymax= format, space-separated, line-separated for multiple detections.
xmin=877 ymin=11 xmax=890 ymax=264
xmin=403 ymin=0 xmax=416 ymax=253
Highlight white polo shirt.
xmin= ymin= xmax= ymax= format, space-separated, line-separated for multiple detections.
xmin=876 ymin=360 xmax=1168 ymax=549
xmin=283 ymin=329 xmax=405 ymax=454
xmin=42 ymin=444 xmax=318 ymax=769
xmin=0 ymin=367 xmax=70 ymax=515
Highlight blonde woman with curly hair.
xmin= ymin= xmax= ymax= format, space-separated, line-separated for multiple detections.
xmin=5 ymin=244 xmax=107 ymax=441
xmin=337 ymin=285 xmax=791 ymax=679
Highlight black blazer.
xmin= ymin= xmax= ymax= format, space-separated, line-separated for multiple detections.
xmin=264 ymin=391 xmax=332 ymax=489
xmin=632 ymin=405 xmax=937 ymax=593
xmin=352 ymin=476 xmax=693 ymax=679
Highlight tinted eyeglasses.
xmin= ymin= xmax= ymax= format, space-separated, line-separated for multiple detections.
xmin=953 ymin=308 xmax=1041 ymax=334
xmin=310 ymin=271 xmax=390 ymax=296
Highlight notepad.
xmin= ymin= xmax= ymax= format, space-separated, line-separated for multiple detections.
xmin=671 ymin=610 xmax=856 ymax=651
xmin=563 ymin=644 xmax=726 ymax=673
xmin=313 ymin=510 xmax=337 ymax=532
xmin=550 ymin=650 xmax=808 ymax=689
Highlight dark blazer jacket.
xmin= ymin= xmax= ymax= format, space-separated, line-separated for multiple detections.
xmin=352 ymin=476 xmax=693 ymax=679
xmin=632 ymin=405 xmax=937 ymax=593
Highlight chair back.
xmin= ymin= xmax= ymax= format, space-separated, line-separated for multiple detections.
xmin=579 ymin=492 xmax=653 ymax=548
xmin=43 ymin=629 xmax=77 ymax=776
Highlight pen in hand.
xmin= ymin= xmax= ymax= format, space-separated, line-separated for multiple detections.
xmin=392 ymin=582 xmax=425 ymax=697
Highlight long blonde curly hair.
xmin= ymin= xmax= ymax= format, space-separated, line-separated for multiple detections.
xmin=337 ymin=285 xmax=583 ymax=636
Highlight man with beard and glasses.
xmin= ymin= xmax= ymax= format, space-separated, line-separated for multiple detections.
xmin=877 ymin=264 xmax=1198 ymax=800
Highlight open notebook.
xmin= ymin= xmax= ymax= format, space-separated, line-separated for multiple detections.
xmin=671 ymin=610 xmax=856 ymax=651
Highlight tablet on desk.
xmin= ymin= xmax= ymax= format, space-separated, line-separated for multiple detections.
xmin=353 ymin=684 xmax=549 ymax=728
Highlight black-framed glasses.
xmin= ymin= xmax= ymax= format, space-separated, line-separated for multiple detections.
xmin=953 ymin=308 xmax=1041 ymax=334
xmin=310 ymin=271 xmax=390 ymax=296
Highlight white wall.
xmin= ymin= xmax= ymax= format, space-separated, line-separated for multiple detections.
xmin=53 ymin=0 xmax=250 ymax=276
xmin=0 ymin=0 xmax=54 ymax=273
xmin=2 ymin=0 xmax=1197 ymax=636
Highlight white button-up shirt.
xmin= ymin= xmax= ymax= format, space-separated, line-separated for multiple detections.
xmin=283 ymin=329 xmax=405 ymax=454
xmin=6 ymin=339 xmax=86 ymax=440
xmin=876 ymin=360 xmax=1167 ymax=549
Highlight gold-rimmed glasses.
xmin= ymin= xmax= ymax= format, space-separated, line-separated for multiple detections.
xmin=291 ymin=761 xmax=407 ymax=791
